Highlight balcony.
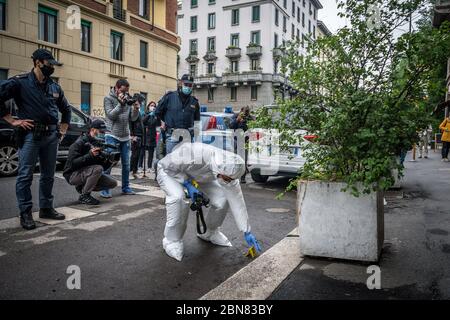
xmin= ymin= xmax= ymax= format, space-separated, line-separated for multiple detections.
xmin=272 ymin=74 xmax=286 ymax=87
xmin=433 ymin=0 xmax=450 ymax=26
xmin=185 ymin=52 xmax=199 ymax=63
xmin=203 ymin=51 xmax=217 ymax=62
xmin=113 ymin=7 xmax=127 ymax=22
xmin=195 ymin=74 xmax=220 ymax=87
xmin=109 ymin=62 xmax=125 ymax=78
xmin=246 ymin=44 xmax=263 ymax=57
xmin=272 ymin=47 xmax=285 ymax=59
xmin=222 ymin=73 xmax=240 ymax=85
xmin=225 ymin=47 xmax=241 ymax=59
xmin=241 ymin=70 xmax=263 ymax=84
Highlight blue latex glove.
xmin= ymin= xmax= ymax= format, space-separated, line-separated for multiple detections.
xmin=244 ymin=232 xmax=262 ymax=253
xmin=183 ymin=180 xmax=201 ymax=200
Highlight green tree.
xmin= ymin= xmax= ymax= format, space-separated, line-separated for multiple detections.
xmin=253 ymin=0 xmax=450 ymax=195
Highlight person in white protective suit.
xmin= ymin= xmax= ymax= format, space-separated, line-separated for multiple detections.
xmin=157 ymin=142 xmax=261 ymax=261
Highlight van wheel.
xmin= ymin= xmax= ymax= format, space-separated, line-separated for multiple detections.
xmin=251 ymin=171 xmax=269 ymax=183
xmin=0 ymin=144 xmax=19 ymax=177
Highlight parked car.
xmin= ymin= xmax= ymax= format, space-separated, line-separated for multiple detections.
xmin=0 ymin=103 xmax=91 ymax=177
xmin=199 ymin=111 xmax=235 ymax=152
xmin=247 ymin=105 xmax=315 ymax=183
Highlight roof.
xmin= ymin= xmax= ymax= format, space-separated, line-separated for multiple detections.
xmin=311 ymin=0 xmax=323 ymax=10
xmin=317 ymin=20 xmax=332 ymax=37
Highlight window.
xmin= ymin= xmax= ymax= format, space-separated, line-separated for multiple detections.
xmin=291 ymin=23 xmax=295 ymax=39
xmin=139 ymin=0 xmax=149 ymax=18
xmin=302 ymin=12 xmax=305 ymax=27
xmin=190 ymin=16 xmax=197 ymax=32
xmin=297 ymin=28 xmax=300 ymax=40
xmin=38 ymin=5 xmax=58 ymax=43
xmin=292 ymin=1 xmax=296 ymax=16
xmin=297 ymin=8 xmax=300 ymax=22
xmin=283 ymin=0 xmax=287 ymax=9
xmin=81 ymin=20 xmax=91 ymax=53
xmin=230 ymin=87 xmax=237 ymax=101
xmin=251 ymin=31 xmax=260 ymax=45
xmin=250 ymin=59 xmax=258 ymax=71
xmin=231 ymin=60 xmax=239 ymax=73
xmin=251 ymin=86 xmax=258 ymax=101
xmin=303 ymin=0 xmax=306 ymax=7
xmin=207 ymin=37 xmax=215 ymax=52
xmin=190 ymin=64 xmax=197 ymax=77
xmin=231 ymin=33 xmax=239 ymax=47
xmin=189 ymin=39 xmax=197 ymax=54
xmin=274 ymin=60 xmax=279 ymax=74
xmin=140 ymin=41 xmax=148 ymax=68
xmin=207 ymin=87 xmax=214 ymax=102
xmin=275 ymin=8 xmax=279 ymax=26
xmin=301 ymin=34 xmax=305 ymax=48
xmin=283 ymin=16 xmax=287 ymax=33
xmin=191 ymin=0 xmax=198 ymax=8
xmin=208 ymin=13 xmax=216 ymax=29
xmin=231 ymin=9 xmax=239 ymax=25
xmin=274 ymin=33 xmax=278 ymax=48
xmin=308 ymin=20 xmax=311 ymax=33
xmin=314 ymin=8 xmax=317 ymax=19
xmin=209 ymin=0 xmax=216 ymax=4
xmin=207 ymin=62 xmax=214 ymax=74
xmin=110 ymin=31 xmax=123 ymax=61
xmin=309 ymin=2 xmax=312 ymax=15
xmin=0 ymin=68 xmax=8 ymax=80
xmin=313 ymin=25 xmax=316 ymax=39
xmin=70 ymin=111 xmax=85 ymax=126
xmin=0 ymin=0 xmax=5 ymax=31
xmin=80 ymin=82 xmax=91 ymax=115
xmin=252 ymin=5 xmax=260 ymax=22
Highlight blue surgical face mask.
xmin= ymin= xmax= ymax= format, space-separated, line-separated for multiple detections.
xmin=182 ymin=85 xmax=192 ymax=95
xmin=96 ymin=133 xmax=105 ymax=140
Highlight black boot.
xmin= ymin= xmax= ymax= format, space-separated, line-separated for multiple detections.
xmin=39 ymin=208 xmax=65 ymax=220
xmin=20 ymin=210 xmax=36 ymax=230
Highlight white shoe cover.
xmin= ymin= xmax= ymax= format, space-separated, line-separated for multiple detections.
xmin=162 ymin=238 xmax=184 ymax=261
xmin=197 ymin=229 xmax=232 ymax=247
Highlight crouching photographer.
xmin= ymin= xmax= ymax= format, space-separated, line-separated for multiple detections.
xmin=63 ymin=119 xmax=118 ymax=205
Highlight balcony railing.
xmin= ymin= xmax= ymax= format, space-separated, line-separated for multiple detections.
xmin=113 ymin=7 xmax=127 ymax=22
xmin=241 ymin=70 xmax=263 ymax=83
xmin=272 ymin=47 xmax=285 ymax=59
xmin=195 ymin=74 xmax=220 ymax=86
xmin=186 ymin=52 xmax=199 ymax=63
xmin=222 ymin=73 xmax=240 ymax=84
xmin=246 ymin=44 xmax=263 ymax=57
xmin=225 ymin=47 xmax=242 ymax=59
xmin=109 ymin=62 xmax=125 ymax=78
xmin=272 ymin=74 xmax=286 ymax=86
xmin=203 ymin=51 xmax=217 ymax=62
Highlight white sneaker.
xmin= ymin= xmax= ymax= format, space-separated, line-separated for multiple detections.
xmin=197 ymin=229 xmax=232 ymax=247
xmin=162 ymin=238 xmax=184 ymax=261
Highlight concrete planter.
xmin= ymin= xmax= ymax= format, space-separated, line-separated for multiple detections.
xmin=297 ymin=180 xmax=384 ymax=262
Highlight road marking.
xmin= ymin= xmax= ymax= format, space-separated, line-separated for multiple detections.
xmin=0 ymin=250 xmax=6 ymax=257
xmin=16 ymin=230 xmax=67 ymax=245
xmin=200 ymin=228 xmax=302 ymax=300
xmin=266 ymin=208 xmax=291 ymax=213
xmin=33 ymin=207 xmax=96 ymax=225
xmin=68 ymin=220 xmax=115 ymax=231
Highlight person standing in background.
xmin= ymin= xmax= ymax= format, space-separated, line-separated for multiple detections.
xmin=439 ymin=117 xmax=450 ymax=162
xmin=141 ymin=101 xmax=160 ymax=173
xmin=130 ymin=107 xmax=145 ymax=179
xmin=101 ymin=79 xmax=139 ymax=197
xmin=418 ymin=125 xmax=432 ymax=159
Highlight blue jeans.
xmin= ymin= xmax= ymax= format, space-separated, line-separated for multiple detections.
xmin=16 ymin=131 xmax=58 ymax=214
xmin=165 ymin=130 xmax=194 ymax=155
xmin=103 ymin=135 xmax=131 ymax=192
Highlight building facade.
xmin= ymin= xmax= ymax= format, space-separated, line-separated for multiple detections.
xmin=0 ymin=0 xmax=179 ymax=117
xmin=433 ymin=0 xmax=450 ymax=109
xmin=177 ymin=0 xmax=323 ymax=112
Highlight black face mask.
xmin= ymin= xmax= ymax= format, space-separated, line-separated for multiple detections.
xmin=40 ymin=64 xmax=55 ymax=78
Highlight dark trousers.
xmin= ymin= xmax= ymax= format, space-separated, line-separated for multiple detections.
xmin=69 ymin=165 xmax=117 ymax=195
xmin=442 ymin=141 xmax=450 ymax=159
xmin=138 ymin=146 xmax=155 ymax=169
xmin=130 ymin=137 xmax=142 ymax=174
xmin=16 ymin=131 xmax=58 ymax=214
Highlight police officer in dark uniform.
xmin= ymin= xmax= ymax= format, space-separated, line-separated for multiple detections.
xmin=155 ymin=74 xmax=200 ymax=154
xmin=0 ymin=49 xmax=72 ymax=230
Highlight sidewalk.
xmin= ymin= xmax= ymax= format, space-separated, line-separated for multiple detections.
xmin=268 ymin=150 xmax=450 ymax=299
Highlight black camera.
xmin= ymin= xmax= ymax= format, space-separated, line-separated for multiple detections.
xmin=85 ymin=139 xmax=121 ymax=163
xmin=123 ymin=93 xmax=145 ymax=106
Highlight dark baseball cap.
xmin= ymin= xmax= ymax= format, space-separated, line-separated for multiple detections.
xmin=90 ymin=119 xmax=107 ymax=131
xmin=31 ymin=48 xmax=63 ymax=66
xmin=180 ymin=74 xmax=194 ymax=83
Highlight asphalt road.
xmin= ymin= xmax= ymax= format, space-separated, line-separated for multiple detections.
xmin=0 ymin=170 xmax=297 ymax=299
